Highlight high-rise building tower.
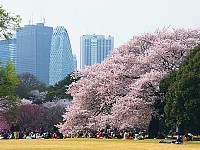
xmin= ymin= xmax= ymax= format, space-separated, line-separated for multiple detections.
xmin=49 ymin=26 xmax=74 ymax=85
xmin=80 ymin=34 xmax=114 ymax=69
xmin=73 ymin=54 xmax=77 ymax=71
xmin=16 ymin=23 xmax=53 ymax=84
xmin=0 ymin=38 xmax=17 ymax=67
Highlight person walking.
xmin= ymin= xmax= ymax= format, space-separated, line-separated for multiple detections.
xmin=13 ymin=122 xmax=20 ymax=139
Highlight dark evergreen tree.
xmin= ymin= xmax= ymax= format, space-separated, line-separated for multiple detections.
xmin=160 ymin=45 xmax=200 ymax=135
xmin=45 ymin=73 xmax=79 ymax=101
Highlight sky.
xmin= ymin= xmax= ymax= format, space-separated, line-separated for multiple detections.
xmin=1 ymin=0 xmax=200 ymax=69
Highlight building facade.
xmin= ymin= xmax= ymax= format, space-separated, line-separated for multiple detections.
xmin=49 ymin=26 xmax=74 ymax=85
xmin=0 ymin=38 xmax=17 ymax=67
xmin=73 ymin=54 xmax=77 ymax=71
xmin=80 ymin=34 xmax=114 ymax=69
xmin=16 ymin=23 xmax=53 ymax=84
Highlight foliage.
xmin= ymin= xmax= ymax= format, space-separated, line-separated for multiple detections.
xmin=28 ymin=90 xmax=46 ymax=104
xmin=2 ymin=100 xmax=71 ymax=132
xmin=0 ymin=6 xmax=21 ymax=40
xmin=20 ymin=98 xmax=32 ymax=105
xmin=42 ymin=100 xmax=71 ymax=131
xmin=148 ymin=70 xmax=177 ymax=137
xmin=45 ymin=73 xmax=77 ymax=101
xmin=1 ymin=106 xmax=19 ymax=126
xmin=16 ymin=104 xmax=45 ymax=131
xmin=15 ymin=72 xmax=47 ymax=99
xmin=0 ymin=6 xmax=21 ymax=112
xmin=161 ymin=45 xmax=200 ymax=134
xmin=59 ymin=28 xmax=200 ymax=135
xmin=0 ymin=115 xmax=9 ymax=130
xmin=0 ymin=60 xmax=20 ymax=112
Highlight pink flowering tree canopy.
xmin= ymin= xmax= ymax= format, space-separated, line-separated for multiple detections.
xmin=0 ymin=115 xmax=9 ymax=130
xmin=59 ymin=28 xmax=200 ymax=136
xmin=17 ymin=104 xmax=45 ymax=131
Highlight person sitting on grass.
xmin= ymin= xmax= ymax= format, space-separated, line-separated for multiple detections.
xmin=159 ymin=136 xmax=183 ymax=144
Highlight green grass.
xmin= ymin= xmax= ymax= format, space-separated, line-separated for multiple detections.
xmin=0 ymin=138 xmax=200 ymax=150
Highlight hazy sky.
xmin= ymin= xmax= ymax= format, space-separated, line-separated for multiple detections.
xmin=1 ymin=0 xmax=200 ymax=68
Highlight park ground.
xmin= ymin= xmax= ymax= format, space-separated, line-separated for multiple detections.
xmin=0 ymin=138 xmax=200 ymax=150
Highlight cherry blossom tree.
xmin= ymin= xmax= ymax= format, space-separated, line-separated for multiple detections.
xmin=28 ymin=90 xmax=46 ymax=104
xmin=20 ymin=98 xmax=32 ymax=105
xmin=42 ymin=99 xmax=71 ymax=131
xmin=16 ymin=104 xmax=44 ymax=131
xmin=0 ymin=115 xmax=9 ymax=130
xmin=59 ymin=28 xmax=200 ymax=135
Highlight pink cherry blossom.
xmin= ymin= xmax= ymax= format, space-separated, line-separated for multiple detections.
xmin=59 ymin=28 xmax=200 ymax=136
xmin=0 ymin=115 xmax=9 ymax=130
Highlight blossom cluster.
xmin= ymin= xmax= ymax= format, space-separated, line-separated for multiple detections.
xmin=59 ymin=28 xmax=200 ymax=135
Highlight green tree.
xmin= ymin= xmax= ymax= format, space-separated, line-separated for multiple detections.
xmin=160 ymin=45 xmax=200 ymax=134
xmin=0 ymin=6 xmax=21 ymax=39
xmin=0 ymin=7 xmax=21 ymax=124
xmin=0 ymin=60 xmax=20 ymax=111
xmin=45 ymin=73 xmax=78 ymax=101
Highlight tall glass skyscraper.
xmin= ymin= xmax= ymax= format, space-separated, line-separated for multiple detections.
xmin=49 ymin=26 xmax=74 ymax=85
xmin=16 ymin=23 xmax=53 ymax=84
xmin=0 ymin=38 xmax=17 ymax=67
xmin=80 ymin=34 xmax=114 ymax=69
xmin=73 ymin=54 xmax=77 ymax=71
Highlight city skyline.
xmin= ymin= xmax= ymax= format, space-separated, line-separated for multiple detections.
xmin=2 ymin=0 xmax=200 ymax=69
xmin=16 ymin=23 xmax=53 ymax=85
xmin=80 ymin=34 xmax=114 ymax=69
xmin=0 ymin=23 xmax=76 ymax=85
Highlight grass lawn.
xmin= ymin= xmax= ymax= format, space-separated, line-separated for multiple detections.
xmin=0 ymin=138 xmax=200 ymax=150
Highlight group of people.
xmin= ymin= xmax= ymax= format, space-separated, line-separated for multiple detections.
xmin=1 ymin=123 xmax=194 ymax=142
xmin=0 ymin=123 xmax=21 ymax=139
xmin=159 ymin=133 xmax=193 ymax=144
xmin=64 ymin=126 xmax=146 ymax=140
xmin=96 ymin=129 xmax=145 ymax=140
xmin=0 ymin=123 xmax=63 ymax=140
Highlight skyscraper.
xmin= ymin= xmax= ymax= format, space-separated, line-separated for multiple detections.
xmin=49 ymin=26 xmax=74 ymax=85
xmin=80 ymin=34 xmax=114 ymax=69
xmin=0 ymin=38 xmax=17 ymax=67
xmin=16 ymin=23 xmax=53 ymax=84
xmin=73 ymin=54 xmax=77 ymax=71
